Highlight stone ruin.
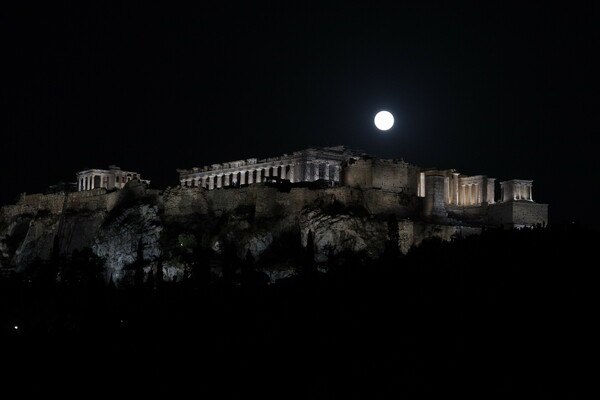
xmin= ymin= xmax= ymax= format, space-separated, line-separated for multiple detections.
xmin=172 ymin=146 xmax=548 ymax=228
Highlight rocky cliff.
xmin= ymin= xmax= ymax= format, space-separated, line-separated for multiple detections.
xmin=0 ymin=181 xmax=480 ymax=284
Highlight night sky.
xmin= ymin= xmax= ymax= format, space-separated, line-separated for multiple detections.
xmin=2 ymin=3 xmax=597 ymax=227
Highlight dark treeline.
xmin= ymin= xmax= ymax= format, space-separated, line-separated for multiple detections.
xmin=1 ymin=224 xmax=594 ymax=399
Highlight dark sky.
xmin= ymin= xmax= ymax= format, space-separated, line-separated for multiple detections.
xmin=2 ymin=2 xmax=597 ymax=227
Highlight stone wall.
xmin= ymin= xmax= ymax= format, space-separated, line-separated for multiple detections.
xmin=1 ymin=193 xmax=66 ymax=218
xmin=423 ymin=175 xmax=447 ymax=220
xmin=343 ymin=159 xmax=419 ymax=194
xmin=1 ymin=188 xmax=131 ymax=220
xmin=446 ymin=204 xmax=488 ymax=225
xmin=488 ymin=202 xmax=549 ymax=228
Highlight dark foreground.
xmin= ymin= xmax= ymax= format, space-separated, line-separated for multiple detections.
xmin=1 ymin=224 xmax=594 ymax=399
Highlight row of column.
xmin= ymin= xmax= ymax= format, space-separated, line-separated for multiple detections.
xmin=459 ymin=183 xmax=482 ymax=206
xmin=78 ymin=174 xmax=135 ymax=191
xmin=515 ymin=184 xmax=533 ymax=201
xmin=183 ymin=164 xmax=293 ymax=190
xmin=426 ymin=174 xmax=483 ymax=206
xmin=182 ymin=162 xmax=341 ymax=190
xmin=451 ymin=175 xmax=495 ymax=206
xmin=502 ymin=184 xmax=533 ymax=201
xmin=304 ymin=161 xmax=340 ymax=182
xmin=78 ymin=175 xmax=106 ymax=191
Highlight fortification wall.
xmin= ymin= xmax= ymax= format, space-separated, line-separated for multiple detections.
xmin=66 ymin=189 xmax=121 ymax=212
xmin=159 ymin=183 xmax=421 ymax=223
xmin=446 ymin=204 xmax=488 ymax=225
xmin=163 ymin=186 xmax=208 ymax=217
xmin=343 ymin=159 xmax=419 ymax=194
xmin=488 ymin=202 xmax=549 ymax=228
xmin=1 ymin=183 xmax=159 ymax=224
xmin=362 ymin=189 xmax=420 ymax=217
xmin=423 ymin=175 xmax=447 ymax=220
xmin=2 ymin=193 xmax=66 ymax=218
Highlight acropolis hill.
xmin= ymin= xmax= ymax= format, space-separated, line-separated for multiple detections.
xmin=0 ymin=146 xmax=548 ymax=284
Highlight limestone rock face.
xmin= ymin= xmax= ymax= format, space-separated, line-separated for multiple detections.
xmin=13 ymin=214 xmax=61 ymax=269
xmin=92 ymin=204 xmax=162 ymax=283
xmin=237 ymin=230 xmax=274 ymax=259
xmin=0 ymin=179 xmax=486 ymax=285
xmin=299 ymin=208 xmax=389 ymax=262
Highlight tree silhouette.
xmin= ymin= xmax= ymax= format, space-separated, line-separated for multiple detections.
xmin=302 ymin=230 xmax=317 ymax=279
xmin=61 ymin=247 xmax=105 ymax=287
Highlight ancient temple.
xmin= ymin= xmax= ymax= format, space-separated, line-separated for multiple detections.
xmin=176 ymin=146 xmax=355 ymax=189
xmin=76 ymin=165 xmax=150 ymax=191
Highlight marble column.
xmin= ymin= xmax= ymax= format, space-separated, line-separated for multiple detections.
xmin=208 ymin=176 xmax=215 ymax=190
xmin=334 ymin=164 xmax=340 ymax=182
xmin=256 ymin=168 xmax=262 ymax=183
xmin=288 ymin=164 xmax=295 ymax=183
xmin=314 ymin=162 xmax=320 ymax=181
xmin=452 ymin=173 xmax=460 ymax=205
xmin=529 ymin=185 xmax=533 ymax=201
xmin=224 ymin=174 xmax=230 ymax=186
xmin=487 ymin=178 xmax=496 ymax=203
xmin=324 ymin=163 xmax=330 ymax=181
xmin=248 ymin=170 xmax=254 ymax=184
xmin=305 ymin=162 xmax=312 ymax=181
xmin=240 ymin=171 xmax=246 ymax=185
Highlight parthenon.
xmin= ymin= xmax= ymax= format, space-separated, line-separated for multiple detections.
xmin=177 ymin=146 xmax=350 ymax=189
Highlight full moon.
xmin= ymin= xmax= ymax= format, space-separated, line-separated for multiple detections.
xmin=374 ymin=111 xmax=394 ymax=131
